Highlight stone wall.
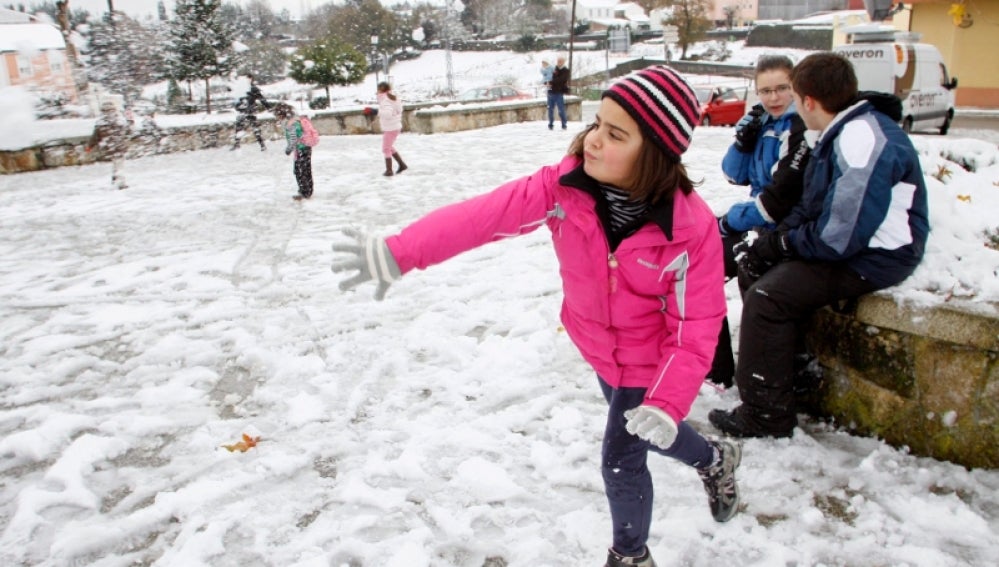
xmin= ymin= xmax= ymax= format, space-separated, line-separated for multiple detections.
xmin=0 ymin=97 xmax=580 ymax=174
xmin=806 ymin=293 xmax=999 ymax=469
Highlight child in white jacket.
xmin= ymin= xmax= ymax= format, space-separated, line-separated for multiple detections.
xmin=377 ymin=82 xmax=407 ymax=176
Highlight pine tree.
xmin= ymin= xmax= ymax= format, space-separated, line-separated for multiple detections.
xmin=166 ymin=0 xmax=239 ymax=114
xmin=86 ymin=12 xmax=160 ymax=103
xmin=288 ymin=38 xmax=367 ymax=103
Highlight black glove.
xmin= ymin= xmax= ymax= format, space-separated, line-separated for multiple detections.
xmin=717 ymin=216 xmax=735 ymax=237
xmin=734 ymin=104 xmax=766 ymax=153
xmin=285 ymin=147 xmax=293 ymax=155
xmin=734 ymin=229 xmax=793 ymax=280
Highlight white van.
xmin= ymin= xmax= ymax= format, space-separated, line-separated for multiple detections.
xmin=834 ymin=29 xmax=958 ymax=135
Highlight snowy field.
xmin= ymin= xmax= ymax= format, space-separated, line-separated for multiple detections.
xmin=2 ymin=94 xmax=999 ymax=565
xmin=3 ymin=36 xmax=999 ymax=565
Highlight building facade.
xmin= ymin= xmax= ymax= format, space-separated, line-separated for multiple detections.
xmin=895 ymin=0 xmax=999 ymax=108
xmin=0 ymin=9 xmax=79 ymax=104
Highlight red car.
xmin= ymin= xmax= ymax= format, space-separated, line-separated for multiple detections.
xmin=459 ymin=85 xmax=533 ymax=102
xmin=695 ymin=86 xmax=748 ymax=126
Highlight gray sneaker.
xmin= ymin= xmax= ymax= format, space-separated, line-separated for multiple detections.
xmin=605 ymin=546 xmax=657 ymax=567
xmin=697 ymin=440 xmax=742 ymax=522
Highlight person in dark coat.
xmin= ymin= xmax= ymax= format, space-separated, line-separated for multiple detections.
xmin=232 ymin=75 xmax=271 ymax=150
xmin=547 ymin=56 xmax=570 ymax=130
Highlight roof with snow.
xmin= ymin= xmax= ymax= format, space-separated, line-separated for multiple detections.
xmin=0 ymin=7 xmax=34 ymax=24
xmin=0 ymin=23 xmax=66 ymax=52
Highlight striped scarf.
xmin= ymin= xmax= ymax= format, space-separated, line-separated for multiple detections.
xmin=600 ymin=184 xmax=648 ymax=237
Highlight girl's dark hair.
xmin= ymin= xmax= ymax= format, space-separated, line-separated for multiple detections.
xmin=755 ymin=54 xmax=794 ymax=77
xmin=567 ymin=123 xmax=698 ymax=204
xmin=378 ymin=81 xmax=397 ymax=101
xmin=790 ymin=52 xmax=858 ymax=114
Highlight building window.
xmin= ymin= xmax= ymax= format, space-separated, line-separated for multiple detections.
xmin=49 ymin=50 xmax=64 ymax=73
xmin=17 ymin=54 xmax=33 ymax=77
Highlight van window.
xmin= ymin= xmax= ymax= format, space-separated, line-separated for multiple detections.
xmin=938 ymin=63 xmax=950 ymax=87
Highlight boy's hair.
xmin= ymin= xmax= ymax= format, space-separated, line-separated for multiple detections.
xmin=755 ymin=54 xmax=794 ymax=77
xmin=790 ymin=52 xmax=858 ymax=114
xmin=272 ymin=103 xmax=294 ymax=119
xmin=567 ymin=125 xmax=697 ymax=204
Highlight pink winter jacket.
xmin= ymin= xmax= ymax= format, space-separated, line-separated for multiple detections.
xmin=377 ymin=91 xmax=403 ymax=132
xmin=385 ymin=155 xmax=725 ymax=423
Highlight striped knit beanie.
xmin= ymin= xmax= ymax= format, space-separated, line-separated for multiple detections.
xmin=602 ymin=65 xmax=700 ymax=160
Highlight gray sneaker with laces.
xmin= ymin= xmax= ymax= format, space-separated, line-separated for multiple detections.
xmin=697 ymin=439 xmax=742 ymax=522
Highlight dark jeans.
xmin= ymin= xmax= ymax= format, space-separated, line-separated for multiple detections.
xmin=547 ymin=92 xmax=566 ymax=128
xmin=598 ymin=377 xmax=714 ymax=556
xmin=734 ymin=260 xmax=878 ymax=429
xmin=293 ymin=147 xmax=313 ymax=197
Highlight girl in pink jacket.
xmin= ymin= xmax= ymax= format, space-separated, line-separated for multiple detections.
xmin=377 ymin=81 xmax=407 ymax=176
xmin=333 ymin=67 xmax=739 ymax=567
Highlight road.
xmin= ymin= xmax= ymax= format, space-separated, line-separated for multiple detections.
xmin=948 ymin=114 xmax=999 ymax=142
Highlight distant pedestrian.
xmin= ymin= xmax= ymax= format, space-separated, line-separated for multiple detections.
xmin=548 ymin=56 xmax=570 ymax=130
xmin=232 ymin=74 xmax=271 ymax=151
xmin=273 ymin=103 xmax=313 ymax=200
xmin=87 ymin=100 xmax=131 ymax=190
xmin=377 ymin=81 xmax=407 ymax=176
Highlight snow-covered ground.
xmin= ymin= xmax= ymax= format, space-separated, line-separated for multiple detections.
xmin=2 ymin=43 xmax=999 ymax=567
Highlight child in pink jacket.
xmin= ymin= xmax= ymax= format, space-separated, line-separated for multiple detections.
xmin=377 ymin=81 xmax=407 ymax=176
xmin=332 ymin=67 xmax=738 ymax=567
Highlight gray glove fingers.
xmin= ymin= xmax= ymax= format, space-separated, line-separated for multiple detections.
xmin=330 ymin=257 xmax=363 ymax=274
xmin=338 ymin=272 xmax=369 ymax=292
xmin=331 ymin=241 xmax=363 ymax=254
xmin=340 ymin=227 xmax=364 ymax=241
xmin=373 ymin=281 xmax=390 ymax=302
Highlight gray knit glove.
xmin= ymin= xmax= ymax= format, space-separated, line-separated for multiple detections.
xmin=625 ymin=405 xmax=679 ymax=450
xmin=330 ymin=228 xmax=401 ymax=301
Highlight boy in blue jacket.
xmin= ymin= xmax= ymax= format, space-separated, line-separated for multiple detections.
xmin=710 ymin=52 xmax=929 ymax=438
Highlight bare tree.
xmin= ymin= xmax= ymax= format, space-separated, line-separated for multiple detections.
xmin=662 ymin=0 xmax=712 ymax=60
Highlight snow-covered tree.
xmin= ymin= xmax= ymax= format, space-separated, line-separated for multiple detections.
xmin=165 ymin=0 xmax=239 ymax=113
xmin=86 ymin=12 xmax=160 ymax=103
xmin=287 ymin=37 xmax=367 ymax=103
xmin=237 ymin=39 xmax=287 ymax=85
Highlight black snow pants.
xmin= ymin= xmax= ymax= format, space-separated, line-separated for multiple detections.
xmin=734 ymin=260 xmax=878 ymax=429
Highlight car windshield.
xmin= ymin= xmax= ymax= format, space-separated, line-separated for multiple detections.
xmin=460 ymin=88 xmax=490 ymax=101
xmin=694 ymin=88 xmax=714 ymax=104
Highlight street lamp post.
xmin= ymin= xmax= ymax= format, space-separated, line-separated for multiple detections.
xmin=371 ymin=34 xmax=380 ymax=85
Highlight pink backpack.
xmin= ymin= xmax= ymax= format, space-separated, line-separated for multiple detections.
xmin=299 ymin=116 xmax=319 ymax=147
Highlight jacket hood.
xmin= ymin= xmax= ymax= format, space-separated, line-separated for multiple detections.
xmin=854 ymin=91 xmax=903 ymax=122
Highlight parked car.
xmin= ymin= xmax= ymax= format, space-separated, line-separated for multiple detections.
xmin=694 ymin=85 xmax=748 ymax=126
xmin=459 ymin=85 xmax=533 ymax=102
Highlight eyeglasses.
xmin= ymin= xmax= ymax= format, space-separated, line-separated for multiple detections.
xmin=756 ymin=84 xmax=792 ymax=97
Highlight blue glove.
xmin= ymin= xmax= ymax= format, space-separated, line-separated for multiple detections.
xmin=734 ymin=104 xmax=766 ymax=153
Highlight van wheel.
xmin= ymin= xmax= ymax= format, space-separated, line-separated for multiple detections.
xmin=701 ymin=115 xmax=711 ymax=126
xmin=939 ymin=112 xmax=952 ymax=135
xmin=902 ymin=117 xmax=913 ymax=134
